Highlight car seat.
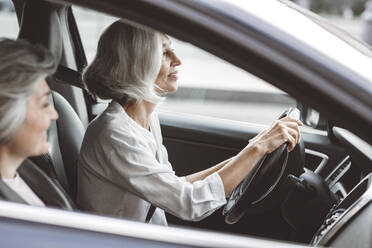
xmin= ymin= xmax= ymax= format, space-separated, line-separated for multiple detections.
xmin=16 ymin=0 xmax=86 ymax=203
xmin=0 ymin=159 xmax=75 ymax=210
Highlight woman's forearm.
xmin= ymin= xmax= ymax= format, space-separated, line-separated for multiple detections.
xmin=185 ymin=156 xmax=235 ymax=183
xmin=217 ymin=143 xmax=265 ymax=197
xmin=187 ymin=116 xmax=302 ymax=198
xmin=186 ymin=143 xmax=265 ymax=197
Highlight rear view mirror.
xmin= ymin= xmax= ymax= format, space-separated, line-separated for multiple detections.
xmin=296 ymin=102 xmax=328 ymax=131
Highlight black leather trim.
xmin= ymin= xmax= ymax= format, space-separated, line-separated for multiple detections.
xmin=146 ymin=205 xmax=156 ymax=223
xmin=0 ymin=179 xmax=27 ymax=204
xmin=54 ymin=66 xmax=84 ymax=89
xmin=18 ymin=159 xmax=74 ymax=210
xmin=29 ymin=154 xmax=58 ymax=182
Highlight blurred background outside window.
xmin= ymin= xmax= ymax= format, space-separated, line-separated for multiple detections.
xmin=0 ymin=0 xmax=18 ymax=39
xmin=1 ymin=0 xmax=372 ymax=127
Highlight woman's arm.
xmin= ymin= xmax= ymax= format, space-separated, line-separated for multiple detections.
xmin=186 ymin=156 xmax=235 ymax=183
xmin=220 ymin=116 xmax=302 ymax=197
xmin=187 ymin=116 xmax=302 ymax=197
xmin=217 ymin=143 xmax=264 ymax=197
xmin=185 ymin=144 xmax=264 ymax=197
xmin=185 ymin=146 xmax=263 ymax=197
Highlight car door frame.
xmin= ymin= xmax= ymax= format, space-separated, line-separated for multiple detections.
xmin=0 ymin=200 xmax=308 ymax=248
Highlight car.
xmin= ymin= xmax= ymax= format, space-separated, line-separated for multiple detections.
xmin=0 ymin=0 xmax=371 ymax=247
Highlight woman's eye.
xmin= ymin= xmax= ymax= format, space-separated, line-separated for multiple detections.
xmin=42 ymin=102 xmax=51 ymax=108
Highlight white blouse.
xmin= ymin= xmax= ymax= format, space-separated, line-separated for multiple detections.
xmin=77 ymin=101 xmax=226 ymax=225
xmin=2 ymin=173 xmax=45 ymax=207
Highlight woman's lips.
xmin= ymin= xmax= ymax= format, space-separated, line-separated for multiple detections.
xmin=168 ymin=71 xmax=178 ymax=80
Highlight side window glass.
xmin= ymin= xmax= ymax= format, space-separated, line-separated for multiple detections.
xmin=72 ymin=7 xmax=117 ymax=63
xmin=73 ymin=7 xmax=304 ymax=127
xmin=160 ymin=39 xmax=296 ymax=126
xmin=0 ymin=1 xmax=18 ymax=38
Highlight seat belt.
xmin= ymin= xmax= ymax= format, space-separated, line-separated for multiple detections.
xmin=145 ymin=204 xmax=156 ymax=223
xmin=145 ymin=148 xmax=163 ymax=223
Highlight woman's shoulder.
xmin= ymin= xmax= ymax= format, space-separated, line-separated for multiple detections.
xmin=86 ymin=103 xmax=160 ymax=151
xmin=84 ymin=103 xmax=139 ymax=146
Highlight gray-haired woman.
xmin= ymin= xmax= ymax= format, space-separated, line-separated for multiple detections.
xmin=0 ymin=38 xmax=68 ymax=207
xmin=78 ymin=21 xmax=302 ymax=225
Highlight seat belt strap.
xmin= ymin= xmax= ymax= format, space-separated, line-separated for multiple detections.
xmin=145 ymin=204 xmax=156 ymax=223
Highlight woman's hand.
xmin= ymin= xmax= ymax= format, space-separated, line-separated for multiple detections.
xmin=216 ymin=116 xmax=303 ymax=197
xmin=248 ymin=116 xmax=303 ymax=154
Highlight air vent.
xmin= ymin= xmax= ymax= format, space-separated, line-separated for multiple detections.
xmin=326 ymin=156 xmax=351 ymax=187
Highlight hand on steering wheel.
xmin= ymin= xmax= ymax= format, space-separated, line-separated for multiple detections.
xmin=223 ymin=108 xmax=305 ymax=224
xmin=251 ymin=115 xmax=302 ymax=153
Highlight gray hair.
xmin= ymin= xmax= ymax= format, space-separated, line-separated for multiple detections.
xmin=83 ymin=20 xmax=163 ymax=105
xmin=0 ymin=38 xmax=56 ymax=145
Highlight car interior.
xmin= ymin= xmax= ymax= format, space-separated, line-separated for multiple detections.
xmin=1 ymin=0 xmax=372 ymax=247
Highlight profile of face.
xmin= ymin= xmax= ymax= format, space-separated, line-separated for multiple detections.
xmin=155 ymin=35 xmax=182 ymax=94
xmin=7 ymin=79 xmax=58 ymax=158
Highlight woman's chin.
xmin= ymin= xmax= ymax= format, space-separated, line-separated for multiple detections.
xmin=31 ymin=143 xmax=49 ymax=157
xmin=167 ymin=81 xmax=178 ymax=93
xmin=168 ymin=86 xmax=178 ymax=93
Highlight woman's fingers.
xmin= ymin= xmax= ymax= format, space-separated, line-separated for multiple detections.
xmin=283 ymin=122 xmax=301 ymax=144
xmin=280 ymin=116 xmax=303 ymax=126
xmin=269 ymin=118 xmax=301 ymax=152
xmin=284 ymin=129 xmax=297 ymax=151
xmin=275 ymin=119 xmax=301 ymax=143
xmin=248 ymin=115 xmax=302 ymax=154
xmin=284 ymin=127 xmax=297 ymax=147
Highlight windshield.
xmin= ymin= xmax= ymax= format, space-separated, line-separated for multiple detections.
xmin=225 ymin=0 xmax=372 ymax=83
xmin=279 ymin=0 xmax=372 ymax=58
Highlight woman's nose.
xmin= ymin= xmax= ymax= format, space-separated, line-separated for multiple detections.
xmin=171 ymin=53 xmax=181 ymax=67
xmin=50 ymin=106 xmax=59 ymax=121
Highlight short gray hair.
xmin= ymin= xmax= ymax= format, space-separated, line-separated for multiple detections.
xmin=83 ymin=20 xmax=163 ymax=105
xmin=0 ymin=38 xmax=56 ymax=145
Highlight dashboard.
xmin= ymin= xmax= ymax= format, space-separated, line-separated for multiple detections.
xmin=306 ymin=127 xmax=372 ymax=247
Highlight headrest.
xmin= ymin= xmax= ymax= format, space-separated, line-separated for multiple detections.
xmin=18 ymin=0 xmax=64 ymax=63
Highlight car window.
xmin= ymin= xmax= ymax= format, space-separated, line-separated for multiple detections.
xmin=73 ymin=7 xmax=117 ymax=63
xmin=73 ymin=7 xmax=307 ymax=127
xmin=229 ymin=0 xmax=372 ymax=84
xmin=0 ymin=0 xmax=18 ymax=38
xmin=158 ymin=39 xmax=296 ymax=126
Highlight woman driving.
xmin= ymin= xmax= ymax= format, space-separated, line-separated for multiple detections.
xmin=77 ymin=21 xmax=302 ymax=225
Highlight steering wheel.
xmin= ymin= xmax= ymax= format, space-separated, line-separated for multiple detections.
xmin=223 ymin=107 xmax=305 ymax=224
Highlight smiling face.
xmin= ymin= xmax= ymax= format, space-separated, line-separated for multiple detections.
xmin=155 ymin=35 xmax=181 ymax=94
xmin=7 ymin=79 xmax=59 ymax=158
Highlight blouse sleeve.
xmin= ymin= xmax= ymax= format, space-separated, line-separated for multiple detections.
xmin=100 ymin=132 xmax=226 ymax=221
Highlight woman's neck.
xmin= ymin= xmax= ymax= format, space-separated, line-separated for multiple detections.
xmin=0 ymin=146 xmax=23 ymax=179
xmin=123 ymin=101 xmax=156 ymax=130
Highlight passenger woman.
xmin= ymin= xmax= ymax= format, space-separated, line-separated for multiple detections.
xmin=0 ymin=38 xmax=59 ymax=206
xmin=78 ymin=21 xmax=302 ymax=224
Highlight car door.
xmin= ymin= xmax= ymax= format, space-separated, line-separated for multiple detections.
xmin=4 ymin=0 xmax=372 ymax=247
xmin=0 ymin=200 xmax=310 ymax=248
xmin=68 ymin=2 xmax=352 ymax=242
xmin=159 ymin=104 xmax=349 ymax=240
xmin=155 ymin=48 xmax=349 ymax=241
